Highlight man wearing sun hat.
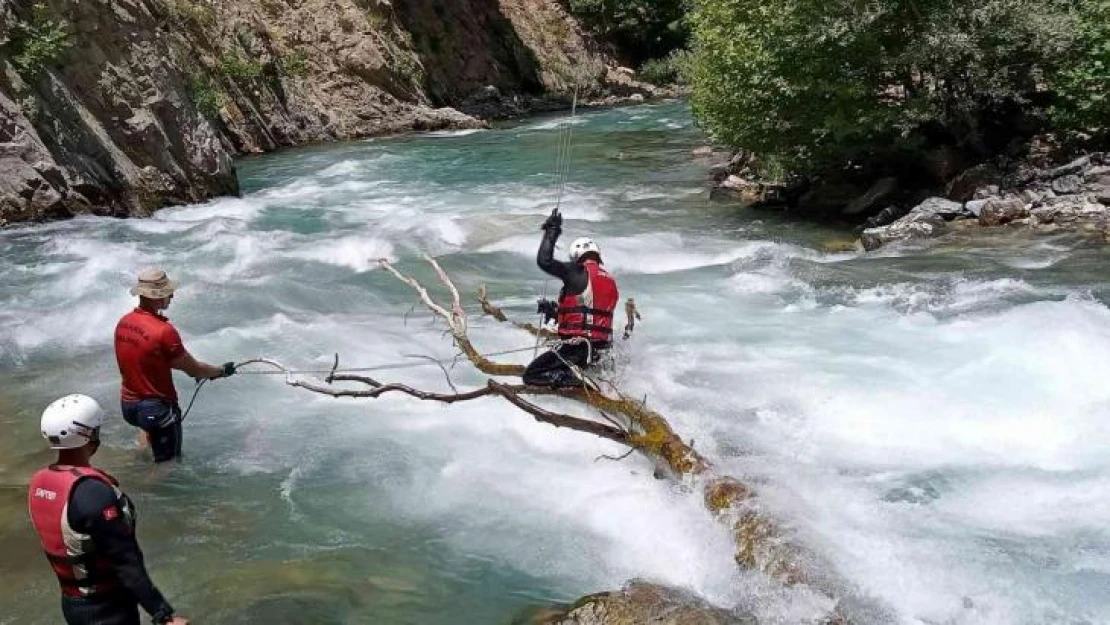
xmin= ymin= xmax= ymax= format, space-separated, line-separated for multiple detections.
xmin=114 ymin=267 xmax=235 ymax=463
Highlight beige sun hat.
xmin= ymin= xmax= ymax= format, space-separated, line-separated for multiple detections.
xmin=129 ymin=267 xmax=178 ymax=299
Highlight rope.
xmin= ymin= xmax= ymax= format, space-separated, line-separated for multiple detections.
xmin=553 ymin=82 xmax=581 ymax=212
xmin=232 ymin=344 xmax=544 ymax=376
xmin=536 ymin=81 xmax=581 ymax=358
xmin=179 ymin=378 xmax=207 ymax=422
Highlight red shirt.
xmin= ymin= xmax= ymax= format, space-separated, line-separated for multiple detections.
xmin=114 ymin=308 xmax=185 ymax=403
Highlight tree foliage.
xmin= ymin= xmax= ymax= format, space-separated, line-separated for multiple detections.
xmin=688 ymin=0 xmax=1090 ymax=174
xmin=10 ymin=3 xmax=71 ymax=76
xmin=568 ymin=0 xmax=688 ymax=66
xmin=1053 ymin=1 xmax=1110 ymax=138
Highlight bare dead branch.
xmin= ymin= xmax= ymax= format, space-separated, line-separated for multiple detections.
xmin=403 ymin=353 xmax=459 ymax=393
xmin=623 ymin=298 xmax=641 ymax=340
xmin=378 ymin=259 xmax=452 ymax=321
xmin=382 ymin=259 xmax=526 ymax=377
xmin=423 ymin=253 xmax=466 ymax=335
xmin=596 ymin=447 xmax=636 ymax=463
xmin=477 ymin=285 xmax=558 ymax=339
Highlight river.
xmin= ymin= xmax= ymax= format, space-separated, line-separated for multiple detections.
xmin=1 ymin=101 xmax=1108 ymax=624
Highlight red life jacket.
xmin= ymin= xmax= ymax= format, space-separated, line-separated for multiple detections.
xmin=557 ymin=260 xmax=619 ymax=343
xmin=28 ymin=465 xmax=128 ymax=597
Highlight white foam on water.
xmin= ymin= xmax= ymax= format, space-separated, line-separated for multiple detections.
xmin=287 ymin=235 xmax=397 ymax=272
xmin=476 ymin=232 xmax=815 ymax=276
xmin=518 ymin=116 xmax=589 ymax=132
xmin=316 ymin=159 xmax=363 ymax=178
xmin=426 ymin=128 xmax=487 ymax=137
xmin=3 ymin=102 xmax=1108 ymax=624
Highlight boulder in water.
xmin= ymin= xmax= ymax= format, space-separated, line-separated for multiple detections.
xmin=860 ymin=197 xmax=963 ymax=250
xmin=518 ymin=581 xmax=756 ymax=625
xmin=978 ymin=197 xmax=1029 ymax=226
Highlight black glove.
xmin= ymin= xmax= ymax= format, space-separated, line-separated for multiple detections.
xmin=220 ymin=362 xmax=236 ymax=378
xmin=541 ymin=209 xmax=562 ymax=232
xmin=536 ymin=299 xmax=558 ymax=323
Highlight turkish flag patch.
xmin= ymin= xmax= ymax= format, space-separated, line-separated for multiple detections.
xmin=102 ymin=506 xmax=119 ymax=521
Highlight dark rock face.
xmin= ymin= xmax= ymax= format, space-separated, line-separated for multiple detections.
xmin=1 ymin=0 xmax=654 ymax=225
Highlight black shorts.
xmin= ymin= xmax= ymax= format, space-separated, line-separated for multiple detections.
xmin=121 ymin=399 xmax=182 ymax=463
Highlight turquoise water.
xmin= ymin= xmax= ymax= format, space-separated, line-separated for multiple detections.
xmin=1 ymin=101 xmax=1109 ymax=624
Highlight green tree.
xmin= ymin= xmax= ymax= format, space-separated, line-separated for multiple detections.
xmin=1054 ymin=1 xmax=1110 ymax=138
xmin=569 ymin=0 xmax=688 ymax=65
xmin=689 ymin=0 xmax=1082 ymax=175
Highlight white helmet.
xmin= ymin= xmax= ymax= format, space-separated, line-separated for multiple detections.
xmin=40 ymin=394 xmax=105 ymax=450
xmin=568 ymin=237 xmax=602 ymax=263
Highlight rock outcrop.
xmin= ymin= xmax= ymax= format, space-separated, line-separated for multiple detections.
xmin=0 ymin=0 xmax=659 ymax=225
xmin=1 ymin=0 xmax=237 ymax=224
xmin=860 ymin=153 xmax=1110 ymax=250
xmin=517 ymin=581 xmax=757 ymax=625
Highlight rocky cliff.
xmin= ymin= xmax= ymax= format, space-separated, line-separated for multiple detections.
xmin=0 ymin=0 xmax=656 ymax=225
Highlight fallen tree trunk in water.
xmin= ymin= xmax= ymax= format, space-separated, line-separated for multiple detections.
xmin=259 ymin=254 xmax=861 ymax=622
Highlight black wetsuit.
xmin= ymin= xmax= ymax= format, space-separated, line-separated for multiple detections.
xmin=523 ymin=224 xmax=609 ymax=387
xmin=61 ymin=479 xmax=175 ymax=625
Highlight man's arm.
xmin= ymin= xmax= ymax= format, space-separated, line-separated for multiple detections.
xmin=169 ymin=350 xmax=224 ymax=380
xmin=537 ymin=218 xmax=588 ymax=295
xmin=537 ymin=225 xmax=574 ymax=281
xmin=163 ymin=323 xmax=229 ymax=379
xmin=69 ymin=479 xmax=176 ymax=623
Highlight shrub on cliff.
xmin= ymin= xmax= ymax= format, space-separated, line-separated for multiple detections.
xmin=688 ymin=0 xmax=1088 ymax=176
xmin=9 ymin=3 xmax=70 ymax=77
xmin=569 ymin=0 xmax=688 ymax=65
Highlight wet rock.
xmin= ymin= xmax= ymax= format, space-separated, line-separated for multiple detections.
xmin=712 ymin=176 xmax=772 ymax=204
xmin=864 ymin=204 xmax=911 ymax=229
xmin=1084 ymin=165 xmax=1110 ymax=181
xmin=1020 ymin=189 xmax=1044 ymax=207
xmin=521 ymin=581 xmax=756 ymax=625
xmin=843 ymin=176 xmax=897 ymax=216
xmin=914 ymin=197 xmax=968 ymax=220
xmin=1045 ymin=155 xmax=1090 ymax=179
xmin=1051 ymin=174 xmax=1083 ymax=195
xmin=859 ymin=197 xmax=975 ymax=250
xmin=978 ymin=197 xmax=1029 ymax=226
xmin=964 ymin=199 xmax=988 ymax=218
xmin=861 ymin=217 xmax=946 ymax=251
xmin=973 ymin=185 xmax=1000 ymax=200
xmin=946 ymin=163 xmax=1001 ymax=202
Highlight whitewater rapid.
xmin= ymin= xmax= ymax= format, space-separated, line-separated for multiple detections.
xmin=1 ymin=102 xmax=1107 ymax=624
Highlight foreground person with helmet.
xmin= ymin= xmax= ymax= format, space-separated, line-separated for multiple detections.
xmin=525 ymin=208 xmax=620 ymax=388
xmin=27 ymin=394 xmax=189 ymax=625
